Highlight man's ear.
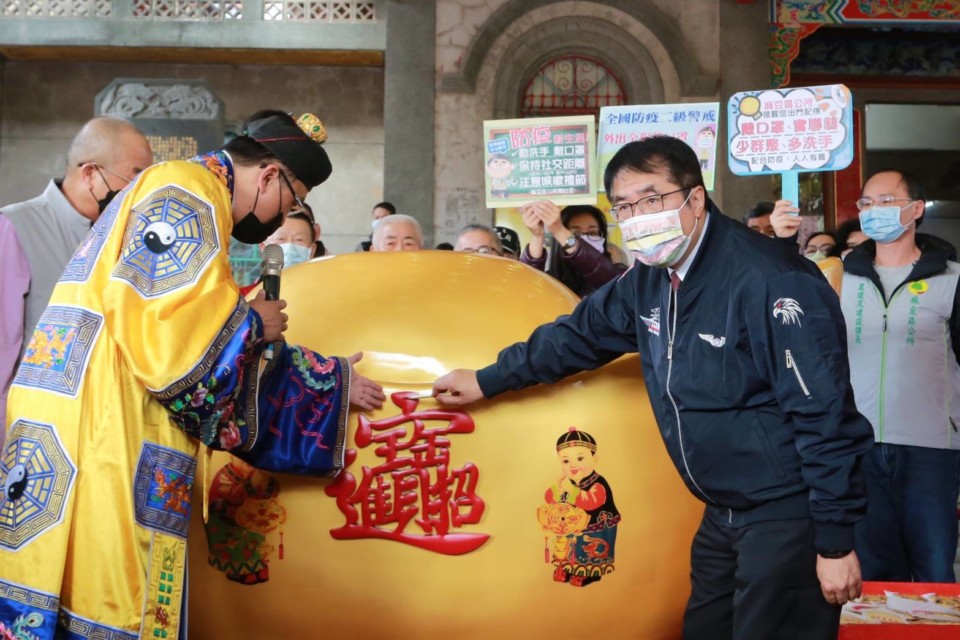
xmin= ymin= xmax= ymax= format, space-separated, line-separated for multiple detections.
xmin=912 ymin=200 xmax=925 ymax=223
xmin=258 ymin=164 xmax=280 ymax=190
xmin=690 ymin=185 xmax=707 ymax=217
xmin=78 ymin=163 xmax=99 ymax=190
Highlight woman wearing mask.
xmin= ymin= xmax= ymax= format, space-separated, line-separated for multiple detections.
xmin=239 ymin=204 xmax=320 ymax=296
xmin=520 ymin=201 xmax=626 ymax=297
xmin=803 ymin=231 xmax=838 ymax=262
xmin=841 ymin=170 xmax=960 ymax=584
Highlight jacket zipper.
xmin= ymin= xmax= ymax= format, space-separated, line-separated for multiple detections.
xmin=785 ymin=349 xmax=812 ymax=398
xmin=876 ymin=285 xmax=907 ymax=442
xmin=666 ymin=285 xmax=714 ymax=504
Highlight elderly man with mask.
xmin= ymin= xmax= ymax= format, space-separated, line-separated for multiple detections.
xmin=0 ymin=117 xmax=152 ymax=441
xmin=433 ymin=136 xmax=872 ymax=640
xmin=0 ymin=110 xmax=385 ymax=638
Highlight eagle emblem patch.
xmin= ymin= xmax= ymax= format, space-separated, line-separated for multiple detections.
xmin=772 ymin=298 xmax=804 ymax=327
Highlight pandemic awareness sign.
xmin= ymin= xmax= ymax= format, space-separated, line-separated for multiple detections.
xmin=598 ymin=103 xmax=720 ymax=192
xmin=728 ymin=84 xmax=854 ymax=205
xmin=482 ymin=115 xmax=598 ymax=209
xmin=187 ymin=252 xmax=702 ymax=640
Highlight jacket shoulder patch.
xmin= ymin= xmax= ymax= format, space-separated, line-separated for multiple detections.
xmin=772 ymin=297 xmax=804 ymax=327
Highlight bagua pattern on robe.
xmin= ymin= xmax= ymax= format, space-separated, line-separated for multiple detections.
xmin=0 ymin=151 xmax=351 ymax=640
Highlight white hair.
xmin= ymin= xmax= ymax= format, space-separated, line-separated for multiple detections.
xmin=372 ymin=213 xmax=423 ymax=246
xmin=454 ymin=224 xmax=502 ymax=253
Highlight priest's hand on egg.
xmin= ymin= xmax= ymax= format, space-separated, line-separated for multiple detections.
xmin=432 ymin=369 xmax=483 ymax=406
xmin=346 ymin=352 xmax=386 ymax=411
xmin=249 ymin=290 xmax=288 ymax=343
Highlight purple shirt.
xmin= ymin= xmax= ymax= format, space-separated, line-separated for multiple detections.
xmin=520 ymin=236 xmax=627 ymax=296
xmin=0 ymin=214 xmax=30 ymax=446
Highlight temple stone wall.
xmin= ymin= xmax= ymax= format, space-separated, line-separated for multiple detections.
xmin=433 ymin=0 xmax=726 ymax=242
xmin=0 ymin=60 xmax=385 ymax=255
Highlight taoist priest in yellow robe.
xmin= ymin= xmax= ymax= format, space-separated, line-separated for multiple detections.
xmin=0 ymin=110 xmax=385 ymax=639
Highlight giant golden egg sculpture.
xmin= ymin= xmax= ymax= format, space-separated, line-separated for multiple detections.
xmin=188 ymin=251 xmax=703 ymax=639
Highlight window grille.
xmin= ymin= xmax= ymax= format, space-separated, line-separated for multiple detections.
xmin=520 ymin=55 xmax=627 ymax=119
xmin=262 ymin=0 xmax=375 ymax=22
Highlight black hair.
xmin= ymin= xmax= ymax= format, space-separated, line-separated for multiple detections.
xmin=745 ymin=201 xmax=775 ymax=222
xmin=436 ymin=242 xmax=454 ymax=250
xmin=286 ymin=211 xmax=317 ymax=243
xmin=864 ymin=168 xmax=928 ymax=228
xmin=835 ymin=218 xmax=862 ymax=252
xmin=603 ymin=136 xmax=705 ymax=198
xmin=487 ymin=153 xmax=513 ymax=166
xmin=546 ymin=205 xmax=610 ymax=298
xmin=805 ymin=231 xmax=839 ymax=257
xmin=373 ymin=202 xmax=397 ymax=215
xmin=223 ymin=109 xmax=296 ymax=166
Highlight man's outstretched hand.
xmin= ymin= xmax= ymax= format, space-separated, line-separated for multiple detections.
xmin=432 ymin=369 xmax=484 ymax=407
xmin=347 ymin=352 xmax=386 ymax=411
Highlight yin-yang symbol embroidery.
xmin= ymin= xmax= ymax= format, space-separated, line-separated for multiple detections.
xmin=143 ymin=221 xmax=177 ymax=254
xmin=3 ymin=463 xmax=28 ymax=501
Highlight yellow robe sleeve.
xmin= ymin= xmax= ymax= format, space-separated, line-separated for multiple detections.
xmin=101 ymin=162 xmax=267 ymax=449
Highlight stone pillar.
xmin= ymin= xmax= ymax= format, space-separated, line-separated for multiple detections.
xmin=383 ymin=0 xmax=436 ymax=245
xmin=717 ymin=0 xmax=773 ymax=219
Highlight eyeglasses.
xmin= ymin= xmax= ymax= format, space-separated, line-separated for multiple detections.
xmin=804 ymin=243 xmax=835 ymax=255
xmin=279 ymin=171 xmax=307 ymax=212
xmin=609 ymin=187 xmax=690 ymax=220
xmin=82 ymin=163 xmax=133 ymax=186
xmin=855 ymin=196 xmax=914 ymax=211
xmin=461 ymin=246 xmax=503 ymax=256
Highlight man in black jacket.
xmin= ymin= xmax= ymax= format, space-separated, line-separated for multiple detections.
xmin=433 ymin=137 xmax=872 ymax=640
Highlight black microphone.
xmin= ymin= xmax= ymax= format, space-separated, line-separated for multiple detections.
xmin=260 ymin=244 xmax=284 ymax=360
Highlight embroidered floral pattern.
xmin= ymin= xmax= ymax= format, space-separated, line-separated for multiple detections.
xmin=162 ymin=318 xmax=261 ymax=450
xmin=190 ymin=151 xmax=235 ymax=197
xmin=290 ymin=346 xmax=338 ymax=393
xmin=0 ymin=612 xmax=43 ymax=640
xmin=151 ymin=467 xmax=191 ymax=517
xmin=133 ymin=443 xmax=196 ymax=539
xmin=218 ymin=422 xmax=242 ymax=450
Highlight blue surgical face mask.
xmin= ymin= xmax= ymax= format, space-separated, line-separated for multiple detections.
xmin=278 ymin=242 xmax=312 ymax=267
xmin=859 ymin=204 xmax=914 ymax=244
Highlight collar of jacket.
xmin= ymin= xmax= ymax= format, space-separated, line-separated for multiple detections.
xmin=666 ymin=197 xmax=728 ymax=291
xmin=844 ymin=233 xmax=953 ymax=289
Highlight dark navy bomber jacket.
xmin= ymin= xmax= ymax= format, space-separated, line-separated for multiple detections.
xmin=478 ymin=201 xmax=873 ymax=553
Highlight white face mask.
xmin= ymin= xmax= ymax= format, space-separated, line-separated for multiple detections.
xmin=805 ymin=251 xmax=828 ymax=263
xmin=618 ymin=192 xmax=695 ymax=268
xmin=278 ymin=242 xmax=312 ymax=267
xmin=580 ymin=234 xmax=606 ymax=254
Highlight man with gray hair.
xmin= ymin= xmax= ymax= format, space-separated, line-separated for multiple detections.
xmin=454 ymin=223 xmax=504 ymax=256
xmin=0 ymin=116 xmax=152 ymax=439
xmin=371 ymin=213 xmax=424 ymax=251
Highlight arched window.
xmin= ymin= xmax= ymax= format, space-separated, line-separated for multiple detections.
xmin=520 ymin=55 xmax=627 ymax=118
